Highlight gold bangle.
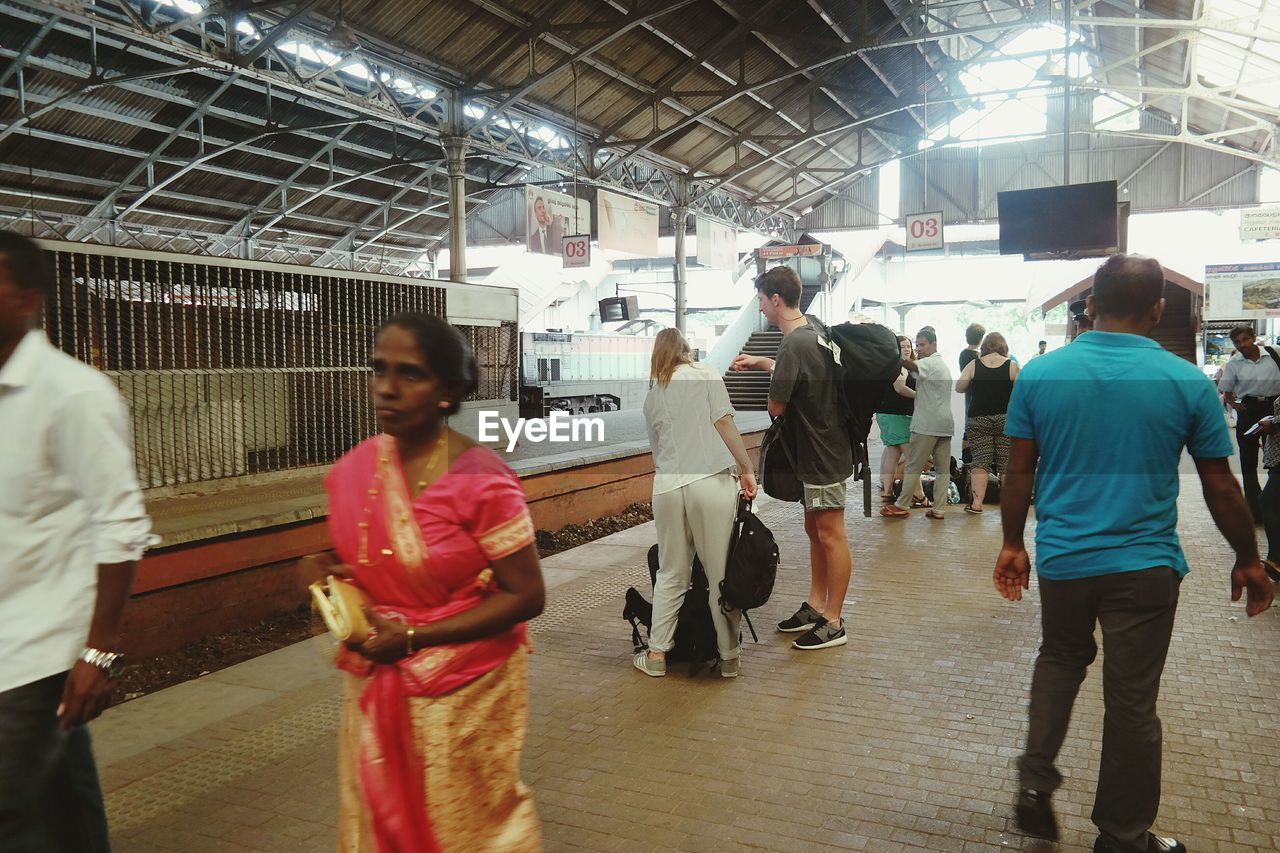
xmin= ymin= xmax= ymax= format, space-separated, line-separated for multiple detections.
xmin=405 ymin=627 xmax=415 ymax=657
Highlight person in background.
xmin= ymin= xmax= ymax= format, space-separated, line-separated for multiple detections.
xmin=636 ymin=328 xmax=759 ymax=678
xmin=732 ymin=266 xmax=853 ymax=651
xmin=958 ymin=323 xmax=985 ymax=464
xmin=0 ymin=231 xmax=156 ymax=851
xmin=322 ymin=312 xmax=544 ymax=852
xmin=876 ymin=335 xmax=927 ymax=506
xmin=882 ymin=327 xmax=954 ymax=520
xmin=1216 ymin=324 xmax=1280 ymax=522
xmin=1032 ymin=340 xmax=1047 ymax=359
xmin=1069 ymin=299 xmax=1093 ymax=338
xmin=956 ymin=331 xmax=1019 ymax=514
xmin=997 ymin=254 xmax=1271 ymax=853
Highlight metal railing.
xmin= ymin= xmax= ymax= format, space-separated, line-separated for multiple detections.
xmin=41 ymin=246 xmax=514 ymax=490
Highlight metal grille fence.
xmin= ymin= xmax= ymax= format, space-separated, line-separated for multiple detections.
xmin=41 ymin=247 xmax=513 ymax=490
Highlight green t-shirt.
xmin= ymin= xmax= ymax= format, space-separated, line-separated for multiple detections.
xmin=769 ymin=317 xmax=853 ymax=486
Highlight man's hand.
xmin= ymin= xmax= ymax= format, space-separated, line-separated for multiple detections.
xmin=349 ymin=610 xmax=412 ymax=663
xmin=731 ymin=354 xmax=772 ymax=372
xmin=1231 ymin=558 xmax=1274 ymax=617
xmin=994 ymin=544 xmax=1032 ymax=602
xmin=57 ymin=660 xmax=114 ymax=731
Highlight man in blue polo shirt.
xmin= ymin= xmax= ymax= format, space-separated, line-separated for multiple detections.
xmin=995 ymin=254 xmax=1272 ymax=853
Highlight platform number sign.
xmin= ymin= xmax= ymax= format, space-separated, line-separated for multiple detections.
xmin=562 ymin=234 xmax=591 ymax=269
xmin=905 ymin=211 xmax=944 ymax=252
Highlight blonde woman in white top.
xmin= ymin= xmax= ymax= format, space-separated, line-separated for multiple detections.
xmin=636 ymin=328 xmax=759 ymax=678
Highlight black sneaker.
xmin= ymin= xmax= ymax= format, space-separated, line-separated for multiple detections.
xmin=1015 ymin=788 xmax=1058 ymax=841
xmin=1093 ymin=833 xmax=1185 ymax=853
xmin=792 ymin=618 xmax=847 ymax=650
xmin=777 ymin=602 xmax=822 ymax=633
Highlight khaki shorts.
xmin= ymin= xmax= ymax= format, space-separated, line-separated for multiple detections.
xmin=802 ymin=481 xmax=847 ymax=511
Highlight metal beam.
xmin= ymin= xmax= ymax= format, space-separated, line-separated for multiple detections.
xmin=68 ymin=74 xmax=241 ymax=239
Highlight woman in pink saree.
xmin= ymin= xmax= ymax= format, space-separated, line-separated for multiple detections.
xmin=324 ymin=312 xmax=545 ymax=852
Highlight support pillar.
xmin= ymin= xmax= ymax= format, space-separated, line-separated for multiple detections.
xmin=443 ymin=135 xmax=468 ymax=283
xmin=672 ymin=177 xmax=689 ymax=335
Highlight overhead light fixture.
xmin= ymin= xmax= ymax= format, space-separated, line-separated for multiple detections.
xmin=327 ymin=0 xmax=359 ymax=51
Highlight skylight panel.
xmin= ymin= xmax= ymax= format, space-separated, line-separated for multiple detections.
xmin=153 ymin=0 xmax=206 ymax=14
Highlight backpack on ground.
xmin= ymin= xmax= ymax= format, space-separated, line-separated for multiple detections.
xmin=717 ymin=496 xmax=779 ymax=641
xmin=622 ymin=545 xmax=719 ymax=673
xmin=828 ymin=322 xmax=903 ymax=445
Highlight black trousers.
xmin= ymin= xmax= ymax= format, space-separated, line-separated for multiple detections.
xmin=1018 ymin=567 xmax=1181 ymax=853
xmin=1262 ymin=467 xmax=1280 ymax=563
xmin=0 ymin=672 xmax=110 ymax=853
xmin=1235 ymin=397 xmax=1274 ymax=517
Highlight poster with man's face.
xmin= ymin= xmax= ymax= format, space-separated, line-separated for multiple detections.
xmin=526 ymin=186 xmax=590 ymax=256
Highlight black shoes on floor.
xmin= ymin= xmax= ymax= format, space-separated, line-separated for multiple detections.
xmin=1093 ymin=834 xmax=1186 ymax=853
xmin=1015 ymin=788 xmax=1059 ymax=841
xmin=1016 ymin=790 xmax=1185 ymax=853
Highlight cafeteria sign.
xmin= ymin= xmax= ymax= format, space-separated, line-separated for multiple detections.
xmin=1240 ymin=208 xmax=1280 ymax=242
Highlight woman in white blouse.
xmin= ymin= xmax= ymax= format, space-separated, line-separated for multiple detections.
xmin=635 ymin=328 xmax=758 ymax=679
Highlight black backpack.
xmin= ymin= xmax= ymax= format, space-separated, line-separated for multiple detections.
xmin=622 ymin=545 xmax=719 ymax=672
xmin=758 ymin=415 xmax=802 ymax=502
xmin=828 ymin=322 xmax=903 ymax=444
xmin=717 ymin=497 xmax=779 ymax=641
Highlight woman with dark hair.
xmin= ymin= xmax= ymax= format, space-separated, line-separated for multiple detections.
xmin=955 ymin=330 xmax=1019 ymax=513
xmin=876 ymin=335 xmax=927 ymax=506
xmin=321 ymin=312 xmax=545 ymax=851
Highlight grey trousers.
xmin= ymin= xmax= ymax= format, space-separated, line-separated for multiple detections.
xmin=651 ymin=470 xmax=742 ymax=660
xmin=1018 ymin=566 xmax=1181 ymax=853
xmin=0 ymin=672 xmax=111 ymax=853
xmin=895 ymin=432 xmax=952 ymax=510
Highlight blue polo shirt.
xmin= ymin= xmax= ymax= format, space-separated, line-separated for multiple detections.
xmin=1005 ymin=331 xmax=1233 ymax=580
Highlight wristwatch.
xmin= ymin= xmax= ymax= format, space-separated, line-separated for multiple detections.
xmin=79 ymin=647 xmax=126 ymax=678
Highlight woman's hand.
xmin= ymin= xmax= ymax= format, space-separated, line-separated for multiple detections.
xmin=297 ymin=553 xmax=350 ymax=587
xmin=348 ymin=609 xmax=413 ymax=663
xmin=740 ymin=470 xmax=759 ymax=500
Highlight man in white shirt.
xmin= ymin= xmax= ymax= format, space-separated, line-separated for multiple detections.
xmin=883 ymin=327 xmax=955 ymax=519
xmin=1217 ymin=324 xmax=1280 ymax=521
xmin=0 ymin=232 xmax=155 ymax=850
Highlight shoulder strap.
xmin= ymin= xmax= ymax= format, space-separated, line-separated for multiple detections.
xmin=1264 ymin=346 xmax=1280 ymax=373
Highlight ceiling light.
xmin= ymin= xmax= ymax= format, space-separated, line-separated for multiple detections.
xmin=327 ymin=0 xmax=359 ymax=51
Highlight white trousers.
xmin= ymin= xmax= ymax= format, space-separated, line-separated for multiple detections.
xmin=650 ymin=470 xmax=742 ymax=660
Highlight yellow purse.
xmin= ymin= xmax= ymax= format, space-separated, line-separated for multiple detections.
xmin=309 ymin=576 xmax=372 ymax=643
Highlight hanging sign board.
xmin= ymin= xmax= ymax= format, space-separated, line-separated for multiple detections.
xmin=695 ymin=217 xmax=738 ymax=270
xmin=526 ymin=185 xmax=590 ymax=256
xmin=756 ymin=243 xmax=824 ymax=259
xmin=905 ymin=211 xmax=944 ymax=252
xmin=597 ymin=189 xmax=659 ymax=256
xmin=562 ymin=234 xmax=591 ymax=269
xmin=1240 ymin=208 xmax=1280 ymax=242
xmin=1205 ymin=262 xmax=1280 ymax=319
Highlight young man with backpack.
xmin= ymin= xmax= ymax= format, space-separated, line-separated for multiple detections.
xmin=731 ymin=266 xmax=852 ymax=650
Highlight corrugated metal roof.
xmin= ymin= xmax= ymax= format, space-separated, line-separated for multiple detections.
xmin=0 ymin=0 xmax=1275 ymax=269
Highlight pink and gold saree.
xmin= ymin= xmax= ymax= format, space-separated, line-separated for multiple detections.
xmin=325 ymin=434 xmax=541 ymax=853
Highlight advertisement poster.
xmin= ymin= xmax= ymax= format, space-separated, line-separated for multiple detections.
xmin=695 ymin=217 xmax=738 ymax=271
xmin=597 ymin=189 xmax=659 ymax=257
xmin=526 ymin=186 xmax=590 ymax=256
xmin=1205 ymin=262 xmax=1280 ymax=319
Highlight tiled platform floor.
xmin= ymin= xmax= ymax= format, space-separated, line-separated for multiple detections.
xmin=94 ymin=467 xmax=1280 ymax=852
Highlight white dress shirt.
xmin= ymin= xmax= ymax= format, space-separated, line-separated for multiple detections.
xmin=643 ymin=362 xmax=737 ymax=495
xmin=0 ymin=331 xmax=156 ymax=693
xmin=1217 ymin=348 xmax=1280 ymax=399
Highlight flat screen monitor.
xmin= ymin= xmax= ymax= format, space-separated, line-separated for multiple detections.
xmin=998 ymin=181 xmax=1119 ymax=258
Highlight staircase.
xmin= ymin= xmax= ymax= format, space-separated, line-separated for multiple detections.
xmin=724 ymin=329 xmax=781 ymax=410
xmin=722 ymin=283 xmax=824 ymax=411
